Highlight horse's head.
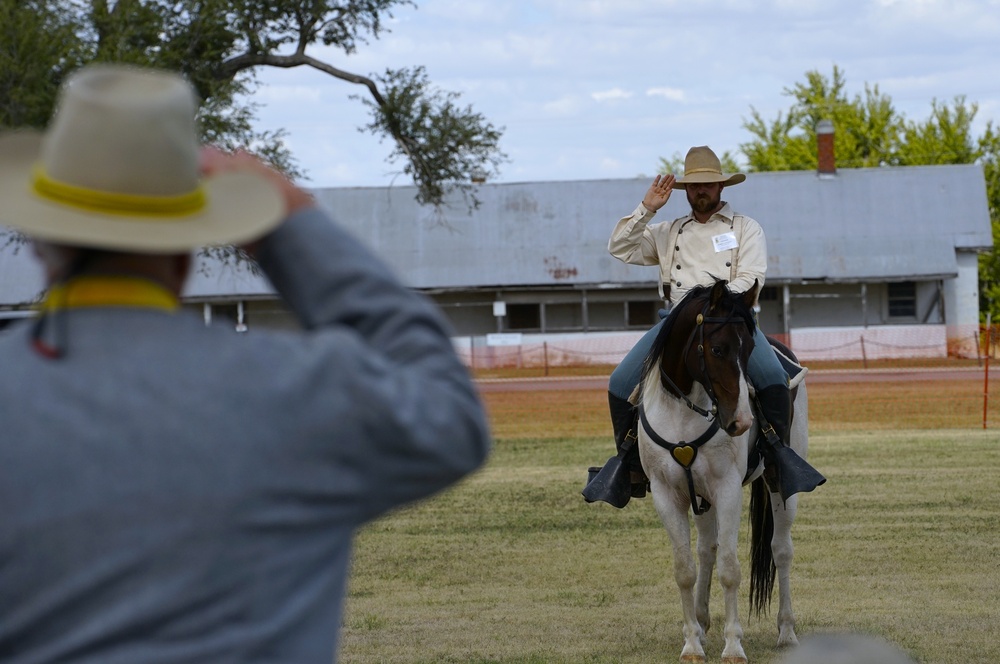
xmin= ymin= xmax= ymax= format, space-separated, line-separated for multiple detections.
xmin=643 ymin=279 xmax=759 ymax=436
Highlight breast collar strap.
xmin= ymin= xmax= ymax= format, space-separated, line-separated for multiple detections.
xmin=638 ymin=402 xmax=720 ymax=515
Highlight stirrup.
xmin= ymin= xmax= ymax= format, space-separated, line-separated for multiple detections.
xmin=582 ymin=456 xmax=632 ymax=508
xmin=629 ymin=470 xmax=649 ymax=498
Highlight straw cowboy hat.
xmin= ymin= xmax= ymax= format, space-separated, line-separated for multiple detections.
xmin=672 ymin=145 xmax=746 ymax=190
xmin=0 ymin=64 xmax=283 ymax=252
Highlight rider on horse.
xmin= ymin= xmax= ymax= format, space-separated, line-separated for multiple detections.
xmin=583 ymin=146 xmax=824 ymax=508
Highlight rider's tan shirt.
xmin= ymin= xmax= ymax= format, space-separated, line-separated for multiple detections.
xmin=608 ymin=201 xmax=767 ymax=305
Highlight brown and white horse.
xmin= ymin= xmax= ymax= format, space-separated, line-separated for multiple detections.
xmin=635 ymin=280 xmax=806 ymax=663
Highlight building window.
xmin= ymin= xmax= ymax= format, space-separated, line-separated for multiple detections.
xmin=888 ymin=281 xmax=916 ymax=318
xmin=759 ymin=286 xmax=778 ymax=302
xmin=507 ymin=303 xmax=540 ymax=330
xmin=626 ymin=300 xmax=657 ymax=327
xmin=545 ymin=302 xmax=584 ymax=331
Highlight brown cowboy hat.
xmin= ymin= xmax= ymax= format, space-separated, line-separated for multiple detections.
xmin=672 ymin=146 xmax=746 ymax=189
xmin=0 ymin=64 xmax=283 ymax=252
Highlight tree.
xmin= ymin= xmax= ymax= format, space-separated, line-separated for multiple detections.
xmin=724 ymin=66 xmax=1000 ymax=322
xmin=976 ymin=123 xmax=1000 ymax=319
xmin=897 ymin=97 xmax=979 ymax=166
xmin=740 ymin=65 xmax=904 ymax=171
xmin=354 ymin=66 xmax=503 ymax=208
xmin=0 ymin=0 xmax=88 ymax=129
xmin=0 ymin=0 xmax=505 ymax=207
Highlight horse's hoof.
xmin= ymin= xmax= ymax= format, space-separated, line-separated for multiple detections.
xmin=777 ymin=627 xmax=799 ymax=648
xmin=680 ymin=656 xmax=706 ymax=663
xmin=721 ymin=658 xmax=747 ymax=664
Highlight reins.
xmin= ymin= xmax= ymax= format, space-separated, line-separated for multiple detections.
xmin=641 ymin=298 xmax=749 ymax=515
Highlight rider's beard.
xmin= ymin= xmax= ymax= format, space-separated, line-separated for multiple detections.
xmin=687 ymin=188 xmax=721 ymax=216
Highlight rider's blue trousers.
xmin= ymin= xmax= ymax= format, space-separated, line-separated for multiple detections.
xmin=608 ymin=312 xmax=788 ymax=401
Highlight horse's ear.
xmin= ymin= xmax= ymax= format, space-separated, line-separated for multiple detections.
xmin=709 ymin=279 xmax=729 ymax=310
xmin=743 ymin=279 xmax=761 ymax=310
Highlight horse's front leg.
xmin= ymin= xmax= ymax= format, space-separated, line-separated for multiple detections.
xmin=714 ymin=481 xmax=747 ymax=664
xmin=693 ymin=510 xmax=718 ymax=635
xmin=650 ymin=479 xmax=706 ymax=663
xmin=771 ymin=492 xmax=799 ymax=647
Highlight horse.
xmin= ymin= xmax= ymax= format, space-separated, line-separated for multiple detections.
xmin=634 ymin=279 xmax=809 ymax=663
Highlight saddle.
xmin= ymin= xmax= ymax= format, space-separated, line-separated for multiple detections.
xmin=769 ymin=337 xmax=808 ymax=390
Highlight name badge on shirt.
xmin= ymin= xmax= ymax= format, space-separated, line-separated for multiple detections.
xmin=713 ymin=232 xmax=739 ymax=253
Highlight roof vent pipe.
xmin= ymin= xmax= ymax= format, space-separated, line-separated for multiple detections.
xmin=816 ymin=119 xmax=836 ymax=176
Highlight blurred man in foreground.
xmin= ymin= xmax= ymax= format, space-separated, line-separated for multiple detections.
xmin=0 ymin=64 xmax=490 ymax=663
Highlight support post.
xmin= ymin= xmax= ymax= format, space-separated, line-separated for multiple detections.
xmin=984 ymin=316 xmax=991 ymax=430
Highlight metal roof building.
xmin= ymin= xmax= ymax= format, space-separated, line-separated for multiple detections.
xmin=0 ymin=161 xmax=992 ymax=359
xmin=307 ymin=163 xmax=990 ymax=289
xmin=298 ymin=163 xmax=992 ymax=347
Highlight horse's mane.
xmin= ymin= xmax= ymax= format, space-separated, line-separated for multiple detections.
xmin=638 ymin=280 xmax=756 ymax=386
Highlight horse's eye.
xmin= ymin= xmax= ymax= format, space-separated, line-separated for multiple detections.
xmin=711 ymin=346 xmax=724 ymax=357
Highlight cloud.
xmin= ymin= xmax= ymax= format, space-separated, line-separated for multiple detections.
xmin=250 ymin=0 xmax=1000 ymax=188
xmin=541 ymin=96 xmax=584 ymax=116
xmin=591 ymin=88 xmax=633 ymax=102
xmin=506 ymin=34 xmax=560 ymax=68
xmin=421 ymin=0 xmax=514 ymax=22
xmin=873 ymin=0 xmax=936 ymax=6
xmin=868 ymin=0 xmax=996 ymax=30
xmin=600 ymin=157 xmax=623 ymax=173
xmin=547 ymin=0 xmax=682 ymax=20
xmin=647 ymin=87 xmax=686 ymax=102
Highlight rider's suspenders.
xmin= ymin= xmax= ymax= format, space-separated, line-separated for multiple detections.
xmin=659 ymin=214 xmax=745 ymax=302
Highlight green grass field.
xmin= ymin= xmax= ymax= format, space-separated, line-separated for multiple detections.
xmin=339 ymin=388 xmax=1000 ymax=663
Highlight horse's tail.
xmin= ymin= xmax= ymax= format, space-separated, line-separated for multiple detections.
xmin=748 ymin=474 xmax=776 ymax=618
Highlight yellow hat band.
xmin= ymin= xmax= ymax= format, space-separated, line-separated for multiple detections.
xmin=32 ymin=166 xmax=206 ymax=217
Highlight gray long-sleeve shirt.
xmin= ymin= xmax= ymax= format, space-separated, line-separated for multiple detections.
xmin=0 ymin=207 xmax=491 ymax=663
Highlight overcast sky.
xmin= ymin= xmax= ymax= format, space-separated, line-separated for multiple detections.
xmin=251 ymin=0 xmax=1000 ymax=190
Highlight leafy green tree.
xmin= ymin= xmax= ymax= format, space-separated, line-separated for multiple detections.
xmin=720 ymin=65 xmax=999 ymax=322
xmin=976 ymin=123 xmax=1000 ymax=319
xmin=897 ymin=97 xmax=979 ymax=165
xmin=741 ymin=65 xmax=904 ymax=171
xmin=0 ymin=0 xmax=505 ymax=207
xmin=0 ymin=0 xmax=88 ymax=129
xmin=355 ymin=66 xmax=503 ymax=208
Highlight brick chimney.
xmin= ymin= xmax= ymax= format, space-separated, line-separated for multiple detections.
xmin=816 ymin=119 xmax=836 ymax=175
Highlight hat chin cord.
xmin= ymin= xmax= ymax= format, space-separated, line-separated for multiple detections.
xmin=30 ymin=250 xmax=101 ymax=360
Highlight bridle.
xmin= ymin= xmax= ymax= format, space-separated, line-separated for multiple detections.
xmin=639 ymin=298 xmax=751 ymax=515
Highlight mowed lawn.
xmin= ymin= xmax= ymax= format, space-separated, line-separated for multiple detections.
xmin=339 ymin=378 xmax=1000 ymax=664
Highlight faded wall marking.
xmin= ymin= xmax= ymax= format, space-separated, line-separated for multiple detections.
xmin=544 ymin=256 xmax=578 ymax=280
